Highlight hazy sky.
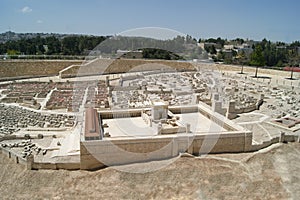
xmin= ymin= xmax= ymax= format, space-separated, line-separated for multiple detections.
xmin=1 ymin=0 xmax=300 ymax=42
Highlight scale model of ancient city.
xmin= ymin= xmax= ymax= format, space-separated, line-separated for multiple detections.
xmin=1 ymin=50 xmax=300 ymax=170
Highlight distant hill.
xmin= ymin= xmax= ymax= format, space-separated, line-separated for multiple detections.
xmin=120 ymin=48 xmax=184 ymax=60
xmin=0 ymin=32 xmax=206 ymax=60
xmin=0 ymin=31 xmax=71 ymax=43
xmin=0 ymin=31 xmax=108 ymax=56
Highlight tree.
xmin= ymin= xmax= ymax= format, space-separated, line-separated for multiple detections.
xmin=250 ymin=45 xmax=265 ymax=77
xmin=141 ymin=48 xmax=181 ymax=60
xmin=7 ymin=49 xmax=20 ymax=55
xmin=205 ymin=37 xmax=226 ymax=48
xmin=233 ymin=38 xmax=244 ymax=45
xmin=216 ymin=50 xmax=225 ymax=61
xmin=216 ymin=37 xmax=225 ymax=48
xmin=45 ymin=36 xmax=61 ymax=55
xmin=287 ymin=47 xmax=300 ymax=80
xmin=204 ymin=45 xmax=217 ymax=55
xmin=237 ymin=50 xmax=247 ymax=74
xmin=290 ymin=41 xmax=300 ymax=47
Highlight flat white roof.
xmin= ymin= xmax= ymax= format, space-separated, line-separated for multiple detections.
xmin=103 ymin=117 xmax=156 ymax=137
xmin=103 ymin=112 xmax=227 ymax=138
xmin=152 ymin=101 xmax=167 ymax=106
xmin=174 ymin=112 xmax=227 ymax=133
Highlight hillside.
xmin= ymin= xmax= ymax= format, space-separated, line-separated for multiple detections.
xmin=0 ymin=60 xmax=82 ymax=80
xmin=1 ymin=143 xmax=299 ymax=199
xmin=61 ymin=58 xmax=195 ymax=78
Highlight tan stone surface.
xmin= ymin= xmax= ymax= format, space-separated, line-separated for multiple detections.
xmin=0 ymin=60 xmax=81 ymax=79
xmin=61 ymin=58 xmax=196 ymax=77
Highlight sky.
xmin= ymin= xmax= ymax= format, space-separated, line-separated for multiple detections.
xmin=1 ymin=0 xmax=300 ymax=42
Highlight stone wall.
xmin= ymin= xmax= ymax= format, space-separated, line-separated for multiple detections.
xmin=80 ymin=137 xmax=176 ymax=170
xmin=227 ymin=101 xmax=260 ymax=120
xmin=0 ymin=146 xmax=28 ymax=167
xmin=100 ymin=109 xmax=142 ymax=119
xmin=0 ymin=130 xmax=251 ymax=171
xmin=0 ymin=131 xmax=298 ymax=171
xmin=80 ymin=131 xmax=253 ymax=170
xmin=31 ymin=162 xmax=80 ymax=170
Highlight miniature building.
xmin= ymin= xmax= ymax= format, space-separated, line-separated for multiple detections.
xmin=272 ymin=117 xmax=300 ymax=129
xmin=151 ymin=101 xmax=168 ymax=121
xmin=212 ymin=93 xmax=227 ymax=116
xmin=84 ymin=107 xmax=103 ymax=140
xmin=80 ymin=103 xmax=254 ymax=170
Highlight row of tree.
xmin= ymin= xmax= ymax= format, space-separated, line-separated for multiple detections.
xmin=210 ymin=38 xmax=300 ymax=69
xmin=0 ymin=35 xmax=107 ymax=55
xmin=248 ymin=39 xmax=300 ymax=68
xmin=0 ymin=34 xmax=205 ymax=59
xmin=141 ymin=48 xmax=184 ymax=60
xmin=1 ymin=33 xmax=299 ymax=68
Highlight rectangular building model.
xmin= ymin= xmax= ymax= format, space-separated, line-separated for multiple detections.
xmin=84 ymin=107 xmax=103 ymax=140
xmin=80 ymin=103 xmax=253 ymax=170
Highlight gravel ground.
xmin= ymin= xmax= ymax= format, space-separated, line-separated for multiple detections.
xmin=1 ymin=143 xmax=299 ymax=199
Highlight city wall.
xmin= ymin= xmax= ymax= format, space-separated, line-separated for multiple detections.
xmin=80 ymin=131 xmax=300 ymax=170
xmin=80 ymin=131 xmax=253 ymax=170
xmin=1 ymin=132 xmax=298 ymax=170
xmin=30 ymin=161 xmax=80 ymax=170
xmin=0 ymin=146 xmax=80 ymax=170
